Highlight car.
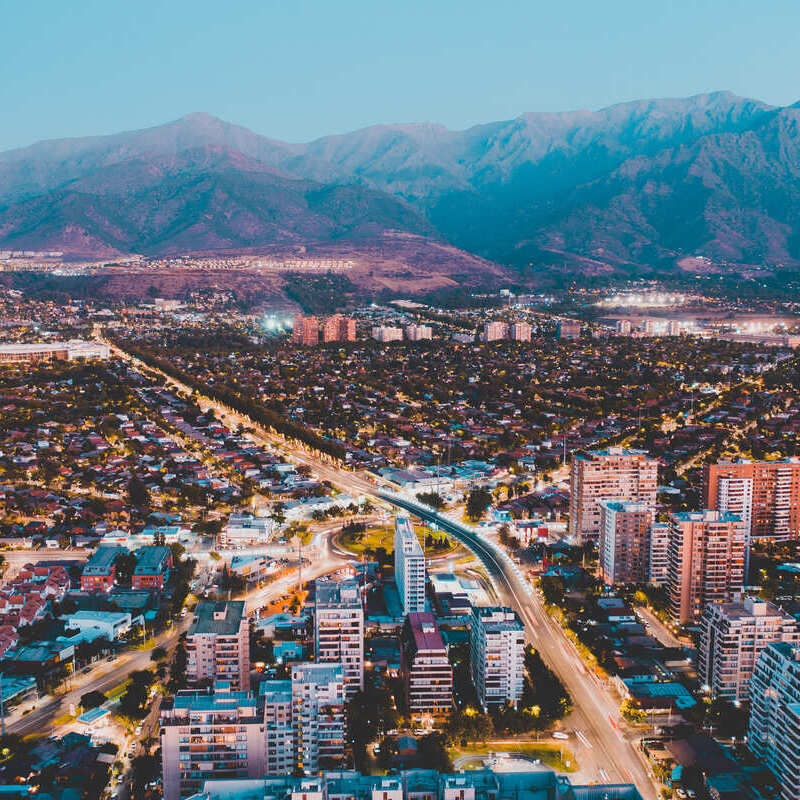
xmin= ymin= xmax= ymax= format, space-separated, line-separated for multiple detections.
xmin=135 ymin=725 xmax=143 ymax=736
xmin=552 ymin=731 xmax=569 ymax=740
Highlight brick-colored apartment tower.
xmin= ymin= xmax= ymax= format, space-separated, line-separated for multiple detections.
xmin=667 ymin=510 xmax=747 ymax=624
xmin=292 ymin=316 xmax=318 ymax=345
xmin=569 ymin=447 xmax=658 ymax=545
xmin=703 ymin=459 xmax=800 ymax=541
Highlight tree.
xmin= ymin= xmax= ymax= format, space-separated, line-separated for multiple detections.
xmin=128 ymin=476 xmax=150 ymax=508
xmin=114 ymin=551 xmax=138 ymax=585
xmin=416 ymin=491 xmax=445 ymax=510
xmin=620 ymin=699 xmax=647 ymax=724
xmin=80 ymin=690 xmax=107 ymax=710
xmin=466 ymin=487 xmax=493 ymax=521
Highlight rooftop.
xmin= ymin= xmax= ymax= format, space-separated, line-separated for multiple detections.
xmin=133 ymin=544 xmax=172 ymax=574
xmin=83 ymin=544 xmax=126 ymax=576
xmin=315 ymin=577 xmax=361 ymax=608
xmin=189 ymin=601 xmax=246 ymax=636
xmin=407 ymin=612 xmax=446 ymax=653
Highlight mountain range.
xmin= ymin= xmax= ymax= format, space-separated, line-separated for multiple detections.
xmin=3 ymin=90 xmax=800 ymax=279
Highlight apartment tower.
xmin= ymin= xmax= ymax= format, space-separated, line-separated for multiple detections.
xmin=401 ymin=612 xmax=453 ymax=719
xmin=470 ymin=606 xmax=525 ymax=711
xmin=598 ymin=501 xmax=654 ymax=584
xmin=185 ymin=601 xmax=250 ymax=691
xmin=394 ymin=516 xmax=426 ymax=614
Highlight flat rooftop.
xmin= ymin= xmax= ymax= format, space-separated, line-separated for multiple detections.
xmin=189 ymin=601 xmax=246 ymax=636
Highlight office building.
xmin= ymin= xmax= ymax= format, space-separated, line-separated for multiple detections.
xmin=648 ymin=522 xmax=670 ymax=586
xmin=509 ymin=322 xmax=531 ymax=342
xmin=220 ymin=513 xmax=275 ymax=547
xmin=667 ymin=511 xmax=747 ymax=624
xmin=703 ymin=459 xmax=800 ymax=541
xmin=406 ymin=324 xmax=433 ymax=341
xmin=401 ymin=612 xmax=452 ymax=719
xmin=160 ymin=683 xmax=265 ymax=800
xmin=394 ymin=517 xmax=426 ymax=614
xmin=699 ymin=597 xmax=799 ymax=703
xmin=482 ymin=321 xmax=508 ymax=342
xmin=598 ymin=501 xmax=654 ymax=584
xmin=186 ymin=601 xmax=250 ymax=691
xmin=470 ymin=607 xmax=525 ymax=710
xmin=372 ymin=326 xmax=403 ymax=342
xmin=292 ymin=316 xmax=319 ymax=346
xmin=569 ymin=447 xmax=658 ymax=544
xmin=291 ymin=662 xmax=347 ymax=773
xmin=314 ymin=578 xmax=364 ymax=698
xmin=0 ymin=340 xmax=110 ymax=363
xmin=749 ymin=642 xmax=800 ymax=800
xmin=556 ymin=319 xmax=581 ymax=340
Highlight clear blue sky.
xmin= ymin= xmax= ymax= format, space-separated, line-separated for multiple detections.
xmin=2 ymin=0 xmax=800 ymax=152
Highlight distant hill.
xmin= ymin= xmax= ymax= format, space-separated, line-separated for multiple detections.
xmin=3 ymin=92 xmax=800 ymax=278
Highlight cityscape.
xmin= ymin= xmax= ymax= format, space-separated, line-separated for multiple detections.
xmin=4 ymin=3 xmax=800 ymax=800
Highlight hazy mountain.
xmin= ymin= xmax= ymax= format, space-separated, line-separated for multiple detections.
xmin=3 ymin=91 xmax=800 ymax=275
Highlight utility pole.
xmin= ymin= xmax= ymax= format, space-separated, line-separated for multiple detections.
xmin=1 ymin=672 xmax=5 ymax=738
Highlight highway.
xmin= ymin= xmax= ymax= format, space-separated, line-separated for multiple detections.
xmin=379 ymin=491 xmax=657 ymax=800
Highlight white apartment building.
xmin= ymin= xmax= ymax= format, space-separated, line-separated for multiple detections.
xmin=406 ymin=324 xmax=433 ymax=341
xmin=394 ymin=516 xmax=426 ymax=614
xmin=220 ymin=513 xmax=274 ymax=547
xmin=260 ymin=680 xmax=294 ymax=776
xmin=699 ymin=597 xmax=800 ymax=703
xmin=509 ymin=322 xmax=531 ymax=342
xmin=291 ymin=663 xmax=347 ymax=774
xmin=186 ymin=601 xmax=250 ymax=691
xmin=648 ymin=522 xmax=670 ymax=586
xmin=482 ymin=322 xmax=508 ymax=342
xmin=314 ymin=578 xmax=364 ymax=698
xmin=470 ymin=606 xmax=525 ymax=710
xmin=372 ymin=326 xmax=403 ymax=342
xmin=749 ymin=642 xmax=800 ymax=800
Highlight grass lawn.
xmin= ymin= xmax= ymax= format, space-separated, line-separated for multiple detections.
xmin=449 ymin=741 xmax=578 ymax=773
xmin=106 ymin=678 xmax=132 ymax=701
xmin=337 ymin=524 xmax=459 ymax=558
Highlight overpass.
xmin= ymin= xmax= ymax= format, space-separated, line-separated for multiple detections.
xmin=378 ymin=491 xmax=656 ymax=800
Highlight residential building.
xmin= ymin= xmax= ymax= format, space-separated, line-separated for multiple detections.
xmin=401 ymin=612 xmax=452 ymax=719
xmin=406 ymin=324 xmax=433 ymax=341
xmin=699 ymin=597 xmax=799 ymax=703
xmin=220 ymin=514 xmax=274 ymax=547
xmin=80 ymin=544 xmax=126 ymax=592
xmin=291 ymin=662 xmax=347 ymax=773
xmin=616 ymin=319 xmax=632 ymax=336
xmin=482 ymin=321 xmax=508 ymax=342
xmin=667 ymin=511 xmax=747 ymax=624
xmin=260 ymin=680 xmax=294 ymax=776
xmin=338 ymin=317 xmax=357 ymax=341
xmin=160 ymin=683 xmax=265 ymax=800
xmin=509 ymin=322 xmax=531 ymax=342
xmin=470 ymin=606 xmax=525 ymax=710
xmin=556 ymin=319 xmax=581 ymax=340
xmin=314 ymin=578 xmax=364 ymax=698
xmin=394 ymin=517 xmax=426 ymax=614
xmin=323 ymin=315 xmax=344 ymax=342
xmin=292 ymin=316 xmax=319 ymax=346
xmin=569 ymin=447 xmax=658 ymax=544
xmin=186 ymin=601 xmax=250 ymax=691
xmin=132 ymin=544 xmax=173 ymax=590
xmin=648 ymin=522 xmax=670 ymax=586
xmin=372 ymin=326 xmax=403 ymax=342
xmin=749 ymin=642 xmax=800 ymax=800
xmin=599 ymin=501 xmax=654 ymax=584
xmin=703 ymin=459 xmax=800 ymax=541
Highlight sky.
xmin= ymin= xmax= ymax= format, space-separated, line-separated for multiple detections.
xmin=2 ymin=0 xmax=800 ymax=152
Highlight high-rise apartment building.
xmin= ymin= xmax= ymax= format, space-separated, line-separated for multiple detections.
xmin=666 ymin=511 xmax=747 ymax=624
xmin=394 ymin=517 xmax=426 ymax=614
xmin=648 ymin=522 xmax=670 ymax=586
xmin=406 ymin=324 xmax=433 ymax=341
xmin=160 ymin=682 xmax=265 ymax=800
xmin=401 ymin=612 xmax=453 ymax=719
xmin=699 ymin=597 xmax=799 ymax=703
xmin=292 ymin=316 xmax=319 ymax=346
xmin=703 ymin=459 xmax=800 ymax=541
xmin=509 ymin=322 xmax=532 ymax=342
xmin=372 ymin=326 xmax=403 ymax=342
xmin=314 ymin=578 xmax=364 ymax=698
xmin=749 ymin=642 xmax=800 ymax=800
xmin=598 ymin=501 xmax=654 ymax=584
xmin=322 ymin=315 xmax=343 ymax=342
xmin=338 ymin=316 xmax=356 ymax=341
xmin=186 ymin=601 xmax=250 ymax=691
xmin=470 ymin=606 xmax=525 ymax=711
xmin=556 ymin=319 xmax=581 ymax=340
xmin=260 ymin=680 xmax=294 ymax=776
xmin=291 ymin=662 xmax=347 ymax=774
xmin=569 ymin=447 xmax=658 ymax=545
xmin=483 ymin=321 xmax=508 ymax=341
xmin=616 ymin=319 xmax=632 ymax=336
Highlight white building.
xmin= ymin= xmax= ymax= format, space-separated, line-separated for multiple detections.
xmin=482 ymin=322 xmax=508 ymax=342
xmin=470 ymin=606 xmax=525 ymax=710
xmin=699 ymin=597 xmax=799 ymax=703
xmin=372 ymin=326 xmax=403 ymax=342
xmin=64 ymin=610 xmax=137 ymax=641
xmin=220 ymin=513 xmax=274 ymax=546
xmin=749 ymin=642 xmax=800 ymax=800
xmin=314 ymin=578 xmax=364 ymax=698
xmin=260 ymin=680 xmax=295 ymax=775
xmin=509 ymin=322 xmax=531 ymax=342
xmin=406 ymin=324 xmax=433 ymax=341
xmin=648 ymin=522 xmax=670 ymax=586
xmin=394 ymin=517 xmax=426 ymax=614
xmin=0 ymin=340 xmax=110 ymax=363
